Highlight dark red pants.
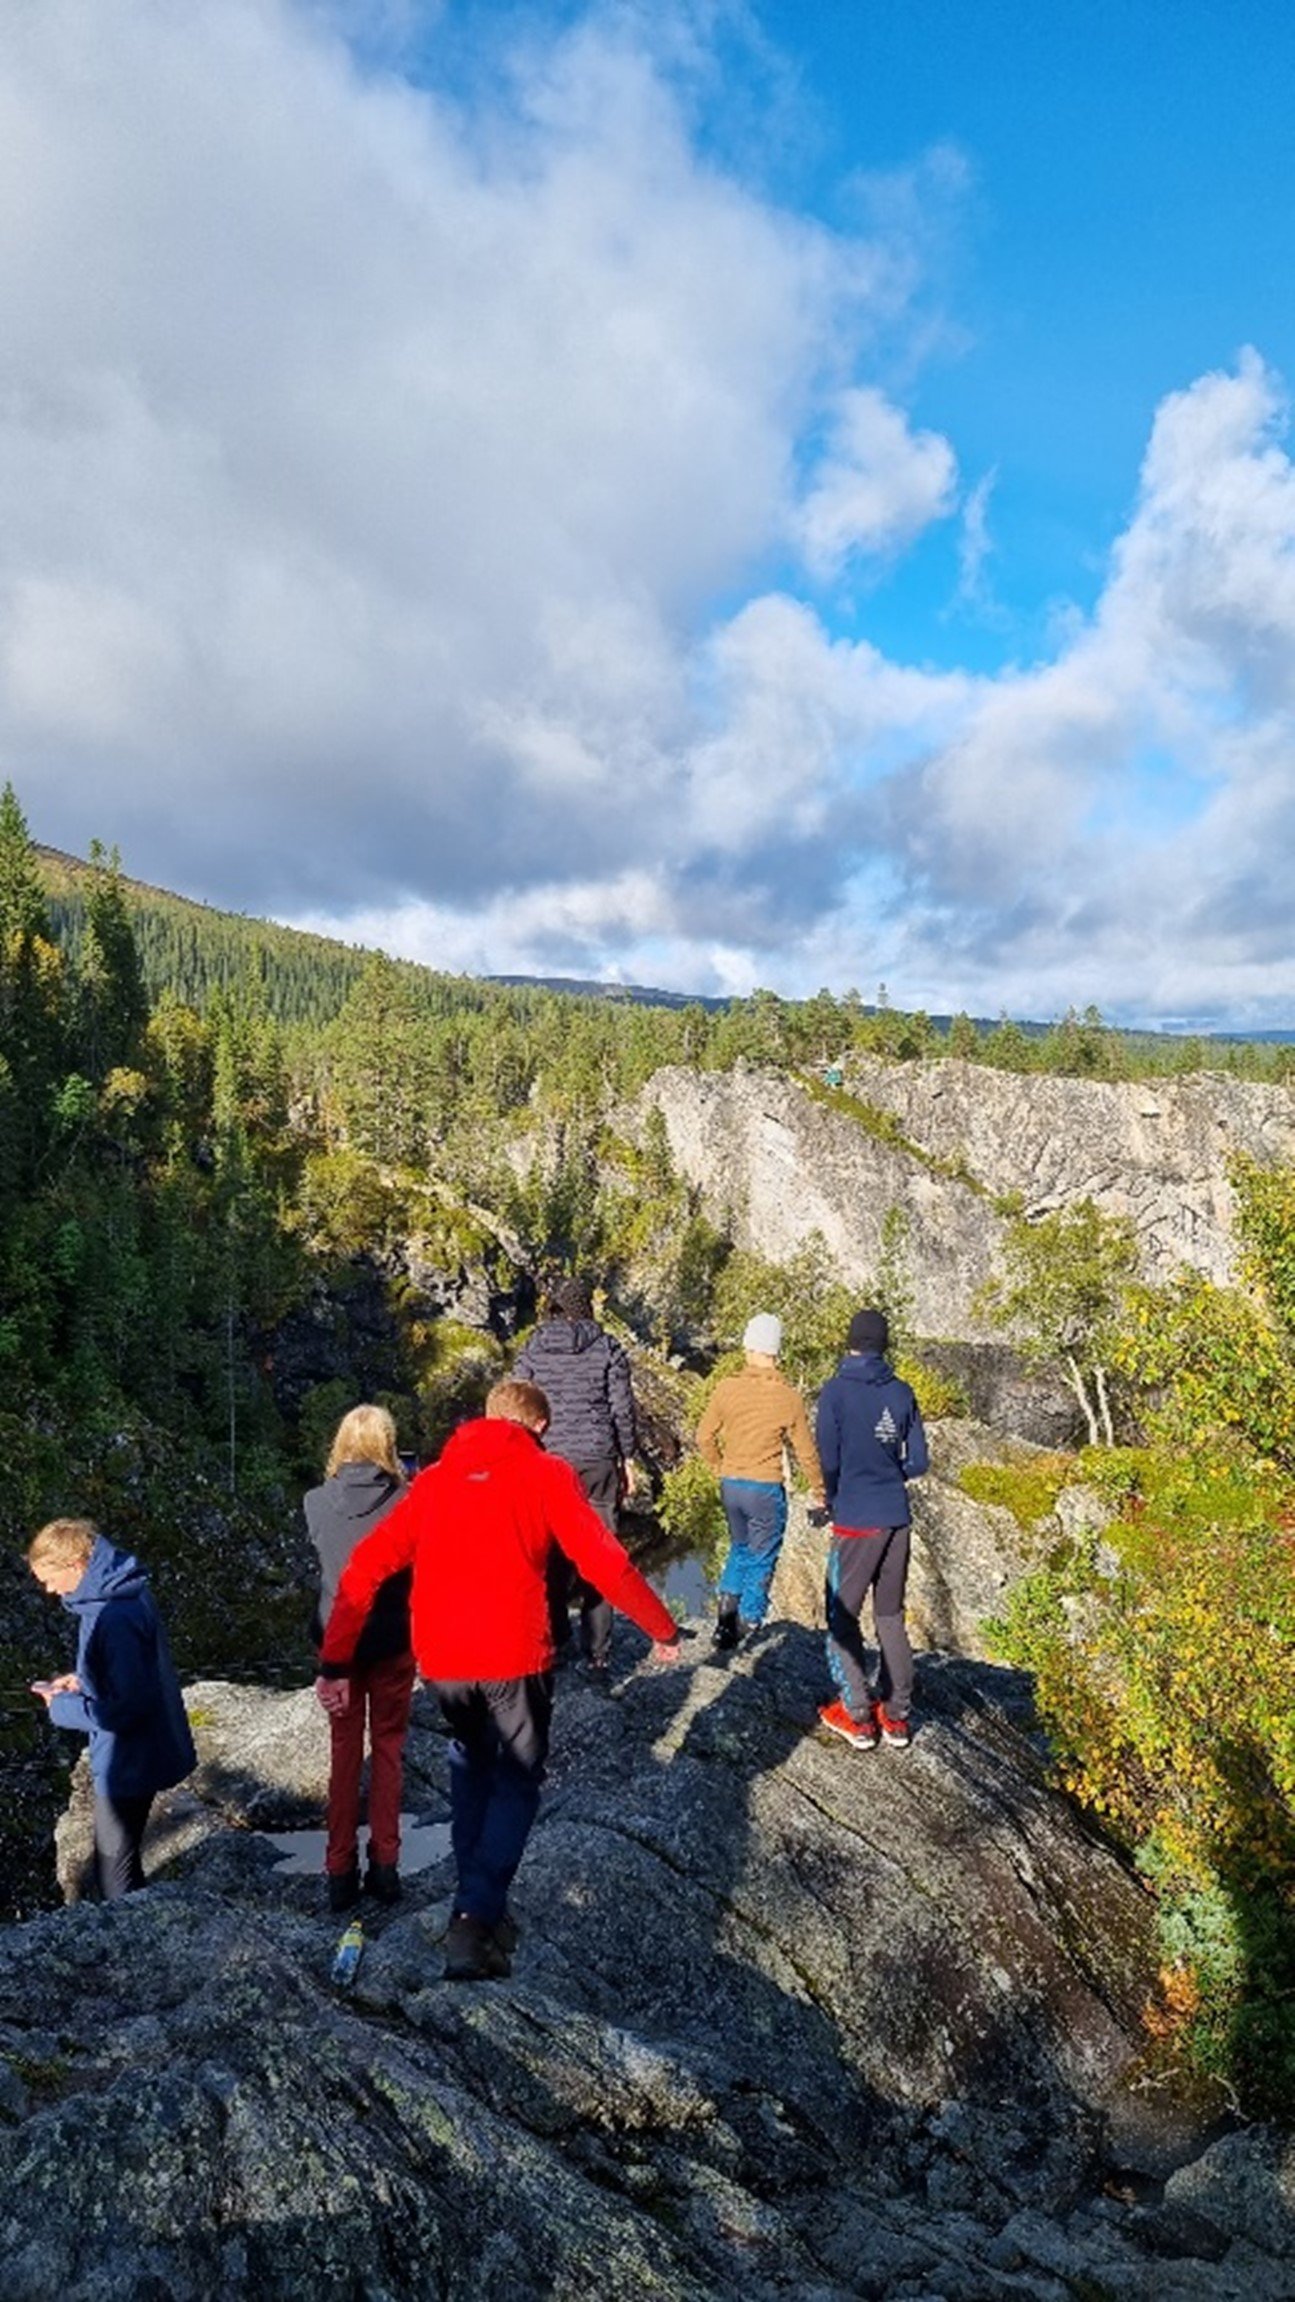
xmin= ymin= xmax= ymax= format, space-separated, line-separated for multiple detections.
xmin=326 ymin=1649 xmax=416 ymax=1875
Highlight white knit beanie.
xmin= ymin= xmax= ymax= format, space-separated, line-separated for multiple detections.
xmin=743 ymin=1312 xmax=783 ymax=1356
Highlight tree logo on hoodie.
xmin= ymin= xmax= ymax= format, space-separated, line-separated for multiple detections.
xmin=874 ymin=1407 xmax=898 ymax=1443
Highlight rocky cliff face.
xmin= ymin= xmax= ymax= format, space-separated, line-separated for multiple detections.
xmin=3 ymin=1615 xmax=1292 ymax=2298
xmin=636 ymin=1060 xmax=1295 ymax=1337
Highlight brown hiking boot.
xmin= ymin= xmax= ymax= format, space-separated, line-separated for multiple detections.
xmin=443 ymin=1911 xmax=511 ymax=1982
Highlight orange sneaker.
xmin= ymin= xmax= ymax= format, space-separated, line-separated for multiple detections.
xmin=818 ymin=1699 xmax=879 ymax=1750
xmin=876 ymin=1704 xmax=912 ymax=1748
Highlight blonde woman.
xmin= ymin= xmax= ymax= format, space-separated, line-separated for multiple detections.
xmin=305 ymin=1404 xmax=414 ymax=1912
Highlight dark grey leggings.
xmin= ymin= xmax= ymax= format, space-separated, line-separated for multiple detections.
xmin=825 ymin=1527 xmax=913 ymax=1721
xmin=547 ymin=1457 xmax=619 ymax=1664
xmin=94 ymin=1791 xmax=154 ymax=1900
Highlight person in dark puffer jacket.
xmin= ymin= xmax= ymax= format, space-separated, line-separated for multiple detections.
xmin=28 ymin=1518 xmax=196 ymax=1900
xmin=305 ymin=1404 xmax=414 ymax=1913
xmin=513 ymin=1276 xmax=638 ymax=1685
xmin=814 ymin=1309 xmax=929 ymax=1751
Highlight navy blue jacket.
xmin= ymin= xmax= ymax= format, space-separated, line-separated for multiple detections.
xmin=815 ymin=1354 xmax=929 ymax=1531
xmin=514 ymin=1317 xmax=637 ymax=1469
xmin=305 ymin=1462 xmax=411 ymax=1669
xmin=47 ymin=1538 xmax=196 ymax=1798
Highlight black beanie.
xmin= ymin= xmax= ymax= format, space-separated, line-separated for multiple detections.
xmin=551 ymin=1276 xmax=593 ymax=1321
xmin=847 ymin=1308 xmax=889 ymax=1355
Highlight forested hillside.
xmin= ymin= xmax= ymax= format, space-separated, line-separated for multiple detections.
xmin=39 ymin=837 xmax=1295 ymax=1083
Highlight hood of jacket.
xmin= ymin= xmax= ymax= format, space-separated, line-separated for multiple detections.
xmin=327 ymin=1460 xmax=402 ymax=1508
xmin=527 ymin=1317 xmax=604 ymax=1359
xmin=835 ymin=1352 xmax=896 ymax=1388
xmin=62 ymin=1535 xmax=148 ymax=1619
xmin=439 ymin=1416 xmax=545 ymax=1478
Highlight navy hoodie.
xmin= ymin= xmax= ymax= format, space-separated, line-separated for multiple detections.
xmin=815 ymin=1354 xmax=929 ymax=1531
xmin=47 ymin=1537 xmax=196 ymax=1798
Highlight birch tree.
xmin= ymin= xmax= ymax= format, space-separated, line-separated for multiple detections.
xmin=976 ymin=1198 xmax=1139 ymax=1446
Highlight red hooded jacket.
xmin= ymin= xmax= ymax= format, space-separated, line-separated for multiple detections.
xmin=319 ymin=1416 xmax=677 ymax=1682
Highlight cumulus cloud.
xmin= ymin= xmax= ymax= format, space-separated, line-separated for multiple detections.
xmin=0 ymin=0 xmax=885 ymax=907
xmin=2 ymin=4 xmax=1294 ymax=1024
xmin=877 ymin=351 xmax=1295 ymax=1017
xmin=791 ymin=387 xmax=957 ymax=579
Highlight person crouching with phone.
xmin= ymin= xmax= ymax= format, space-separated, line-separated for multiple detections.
xmin=28 ymin=1518 xmax=196 ymax=1900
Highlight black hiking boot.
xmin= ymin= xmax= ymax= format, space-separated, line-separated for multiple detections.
xmin=327 ymin=1866 xmax=361 ymax=1914
xmin=711 ymin=1604 xmax=740 ymax=1654
xmin=365 ymin=1860 xmax=402 ymax=1907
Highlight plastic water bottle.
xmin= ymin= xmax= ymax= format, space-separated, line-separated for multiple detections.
xmin=331 ymin=1916 xmax=364 ymax=1991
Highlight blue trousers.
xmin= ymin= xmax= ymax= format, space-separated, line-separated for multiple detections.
xmin=717 ymin=1479 xmax=788 ymax=1626
xmin=435 ymin=1675 xmax=552 ymax=1927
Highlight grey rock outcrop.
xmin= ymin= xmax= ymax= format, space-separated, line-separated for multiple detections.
xmin=635 ymin=1060 xmax=1295 ymax=1339
xmin=3 ymin=1641 xmax=1286 ymax=2299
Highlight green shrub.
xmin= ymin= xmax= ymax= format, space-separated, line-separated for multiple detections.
xmin=1116 ymin=1273 xmax=1295 ymax=1468
xmin=656 ymin=1453 xmax=728 ymax=1575
xmin=898 ymin=1354 xmax=968 ymax=1419
xmin=711 ymin=1235 xmax=856 ymax=1391
xmin=987 ymin=1451 xmax=1295 ymax=2113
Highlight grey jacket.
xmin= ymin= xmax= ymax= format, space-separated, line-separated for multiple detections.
xmin=305 ymin=1462 xmax=411 ymax=1668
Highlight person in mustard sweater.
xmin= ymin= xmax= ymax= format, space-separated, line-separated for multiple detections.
xmin=695 ymin=1313 xmax=826 ymax=1652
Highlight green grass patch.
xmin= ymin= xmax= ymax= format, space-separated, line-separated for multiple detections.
xmin=958 ymin=1453 xmax=1074 ymax=1528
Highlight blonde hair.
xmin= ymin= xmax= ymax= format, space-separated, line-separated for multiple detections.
xmin=325 ymin=1404 xmax=401 ymax=1481
xmin=28 ymin=1518 xmax=98 ymax=1573
xmin=486 ymin=1378 xmax=550 ymax=1432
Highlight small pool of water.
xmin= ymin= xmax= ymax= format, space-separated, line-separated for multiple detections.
xmin=654 ymin=1551 xmax=714 ymax=1616
xmin=630 ymin=1506 xmax=718 ymax=1623
xmin=261 ymin=1813 xmax=452 ymax=1876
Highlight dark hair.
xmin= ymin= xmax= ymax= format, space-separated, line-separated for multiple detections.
xmin=847 ymin=1308 xmax=889 ymax=1355
xmin=549 ymin=1276 xmax=593 ymax=1321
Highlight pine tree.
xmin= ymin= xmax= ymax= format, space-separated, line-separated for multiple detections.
xmin=0 ymin=784 xmax=50 ymax=946
xmin=0 ymin=784 xmax=67 ymax=1176
xmin=76 ymin=841 xmax=149 ymax=1082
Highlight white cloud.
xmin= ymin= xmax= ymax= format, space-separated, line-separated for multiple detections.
xmin=792 ymin=387 xmax=957 ymax=580
xmin=0 ymin=0 xmax=886 ymax=906
xmin=878 ymin=351 xmax=1295 ymax=1017
xmin=952 ymin=466 xmax=999 ymax=617
xmin=2 ymin=5 xmax=1295 ymax=1025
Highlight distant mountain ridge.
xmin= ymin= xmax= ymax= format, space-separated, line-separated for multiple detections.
xmin=485 ymin=972 xmax=730 ymax=1010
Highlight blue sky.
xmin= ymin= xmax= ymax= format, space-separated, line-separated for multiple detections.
xmin=763 ymin=0 xmax=1295 ymax=672
xmin=3 ymin=0 xmax=1295 ymax=1022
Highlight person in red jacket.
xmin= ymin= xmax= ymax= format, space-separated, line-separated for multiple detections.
xmin=316 ymin=1377 xmax=680 ymax=1981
